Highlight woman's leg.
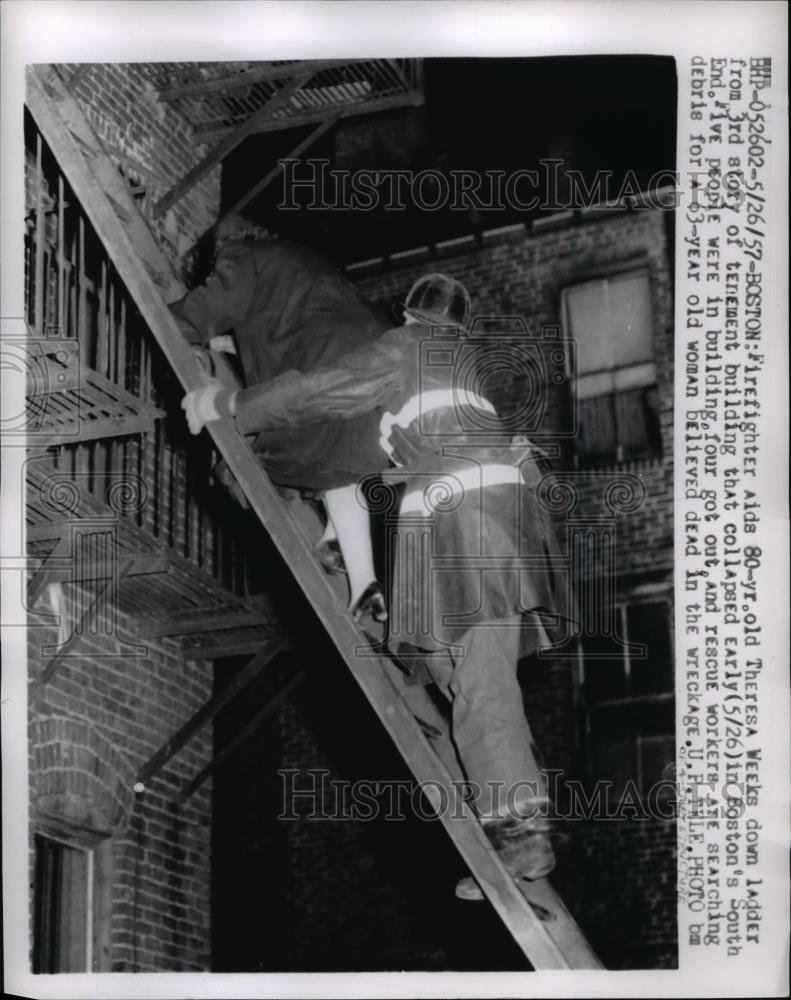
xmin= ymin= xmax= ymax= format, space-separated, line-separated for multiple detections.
xmin=323 ymin=484 xmax=383 ymax=615
xmin=318 ymin=517 xmax=337 ymax=545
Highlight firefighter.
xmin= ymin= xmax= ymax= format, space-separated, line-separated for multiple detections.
xmin=171 ymin=215 xmax=388 ymax=620
xmin=182 ymin=273 xmax=577 ymax=894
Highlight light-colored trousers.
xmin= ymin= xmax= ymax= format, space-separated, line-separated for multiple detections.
xmin=399 ymin=614 xmax=546 ymax=820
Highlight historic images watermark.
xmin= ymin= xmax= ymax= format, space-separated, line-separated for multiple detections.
xmin=0 ymin=317 xmax=149 ymax=665
xmin=0 ymin=318 xmax=83 ymax=447
xmin=277 ymin=768 xmax=745 ymax=825
xmin=278 ymin=158 xmax=747 ymax=213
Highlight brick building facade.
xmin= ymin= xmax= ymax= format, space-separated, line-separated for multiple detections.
xmin=63 ymin=62 xmax=220 ymax=270
xmin=29 ymin=622 xmax=212 ymax=971
xmin=212 ymin=205 xmax=678 ymax=971
xmin=349 ymin=205 xmax=677 ymax=968
xmin=26 ymin=63 xmax=222 ymax=973
xmin=25 ymin=62 xmax=676 ymax=974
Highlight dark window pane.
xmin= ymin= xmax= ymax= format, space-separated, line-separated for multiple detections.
xmin=582 ymin=628 xmax=628 ymax=701
xmin=592 ymin=697 xmax=675 ymax=738
xmin=33 ymin=834 xmax=89 ymax=974
xmin=639 ymin=734 xmax=677 ymax=796
xmin=578 ymin=393 xmax=618 ymax=462
xmin=584 ymin=596 xmax=675 ymax=796
xmin=591 ymin=735 xmax=637 ymax=800
xmin=614 ymin=386 xmax=653 ymax=457
xmin=627 ymin=602 xmax=674 ymax=696
xmin=33 ymin=835 xmax=61 ymax=974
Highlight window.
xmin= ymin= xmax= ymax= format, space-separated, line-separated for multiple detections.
xmin=33 ymin=831 xmax=109 ymax=973
xmin=581 ymin=599 xmax=675 ymax=798
xmin=562 ymin=269 xmax=662 ymax=464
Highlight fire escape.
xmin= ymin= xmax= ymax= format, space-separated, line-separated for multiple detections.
xmin=23 ymin=61 xmax=601 ymax=969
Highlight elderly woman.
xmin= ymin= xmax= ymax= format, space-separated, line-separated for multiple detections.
xmin=171 ymin=215 xmax=389 ymax=619
xmin=183 ymin=273 xmax=577 ymax=894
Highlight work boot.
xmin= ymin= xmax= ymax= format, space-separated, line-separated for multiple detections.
xmin=456 ymin=798 xmax=555 ymax=901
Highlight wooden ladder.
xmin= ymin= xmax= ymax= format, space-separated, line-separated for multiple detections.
xmin=26 ymin=64 xmax=603 ymax=970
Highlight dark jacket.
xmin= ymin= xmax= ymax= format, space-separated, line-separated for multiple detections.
xmin=170 ymin=237 xmax=390 ymax=489
xmin=232 ymin=322 xmax=576 ymax=654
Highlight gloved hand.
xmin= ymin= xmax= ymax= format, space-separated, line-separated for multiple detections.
xmin=182 ymin=379 xmax=237 ymax=435
xmin=208 ymin=334 xmax=238 ymax=355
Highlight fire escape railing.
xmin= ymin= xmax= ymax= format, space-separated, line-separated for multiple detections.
xmin=24 ymin=112 xmax=255 ymax=597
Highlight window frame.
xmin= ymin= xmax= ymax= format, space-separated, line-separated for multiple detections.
xmin=582 ymin=598 xmax=674 ymax=708
xmin=576 ymin=588 xmax=675 ymax=798
xmin=561 ymin=265 xmax=661 ymax=465
xmin=33 ymin=820 xmax=113 ymax=973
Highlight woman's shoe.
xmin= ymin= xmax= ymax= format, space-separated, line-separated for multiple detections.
xmin=314 ymin=538 xmax=347 ymax=575
xmin=351 ymin=581 xmax=388 ymax=623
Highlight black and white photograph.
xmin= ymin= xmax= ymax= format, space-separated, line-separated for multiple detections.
xmin=1 ymin=3 xmax=787 ymax=998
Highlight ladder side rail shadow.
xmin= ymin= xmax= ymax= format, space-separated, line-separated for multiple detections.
xmin=377 ymin=649 xmax=604 ymax=970
xmin=26 ymin=65 xmax=603 ymax=970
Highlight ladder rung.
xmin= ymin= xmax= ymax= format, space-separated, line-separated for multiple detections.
xmin=142 ymin=259 xmax=170 ymax=288
xmin=105 ymin=192 xmax=133 ymax=224
xmin=67 ymin=128 xmax=96 ymax=161
xmin=527 ymin=900 xmax=556 ymax=923
xmin=40 ymin=76 xmax=61 ymax=101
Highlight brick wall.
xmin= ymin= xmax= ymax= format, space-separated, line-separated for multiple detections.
xmin=26 ymin=64 xmax=224 ymax=974
xmin=213 ymin=646 xmax=537 ymax=971
xmin=351 ymin=207 xmax=674 ymax=579
xmin=225 ymin=207 xmax=676 ymax=969
xmin=571 ymin=819 xmax=678 ymax=969
xmin=219 ymin=639 xmax=678 ymax=971
xmin=274 ymin=666 xmax=464 ymax=971
xmin=347 ymin=206 xmax=678 ymax=969
xmin=29 ymin=601 xmax=212 ymax=971
xmin=63 ymin=62 xmax=220 ymax=273
xmin=28 ymin=60 xmax=677 ymax=968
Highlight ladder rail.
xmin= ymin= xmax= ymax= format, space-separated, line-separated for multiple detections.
xmin=25 ymin=64 xmax=603 ymax=970
xmin=378 ymin=649 xmax=604 ymax=968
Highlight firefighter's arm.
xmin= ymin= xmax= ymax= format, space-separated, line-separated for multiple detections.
xmin=234 ymin=328 xmax=406 ymax=432
xmin=169 ymin=243 xmax=257 ymax=344
xmin=181 ymin=328 xmax=406 ymax=435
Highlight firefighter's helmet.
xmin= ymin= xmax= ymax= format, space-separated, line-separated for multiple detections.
xmin=404 ymin=273 xmax=471 ymax=329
